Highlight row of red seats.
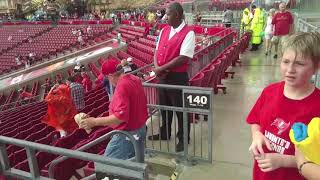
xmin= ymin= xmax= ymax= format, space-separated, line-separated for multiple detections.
xmin=0 ymin=25 xmax=111 ymax=74
xmin=0 ymin=85 xmax=112 ymax=178
xmin=138 ymin=37 xmax=156 ymax=48
xmin=127 ymin=46 xmax=153 ymax=64
xmin=212 ymin=0 xmax=251 ymax=10
xmin=189 ymin=32 xmax=251 ymax=94
xmin=0 ymin=25 xmax=50 ymax=52
xmin=129 ymin=41 xmax=155 ymax=55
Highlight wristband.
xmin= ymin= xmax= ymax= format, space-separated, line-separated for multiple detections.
xmin=298 ymin=161 xmax=314 ymax=174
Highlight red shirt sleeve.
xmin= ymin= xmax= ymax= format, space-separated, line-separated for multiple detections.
xmin=246 ymin=89 xmax=266 ymax=125
xmin=109 ymin=84 xmax=130 ymax=124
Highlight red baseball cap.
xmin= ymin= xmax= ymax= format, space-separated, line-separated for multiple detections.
xmin=101 ymin=58 xmax=120 ymax=75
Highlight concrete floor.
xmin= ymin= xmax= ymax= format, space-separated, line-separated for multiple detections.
xmin=178 ymin=49 xmax=282 ymax=180
xmin=145 ymin=48 xmax=283 ymax=180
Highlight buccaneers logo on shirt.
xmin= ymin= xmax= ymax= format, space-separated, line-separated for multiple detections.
xmin=271 ymin=118 xmax=291 ymax=135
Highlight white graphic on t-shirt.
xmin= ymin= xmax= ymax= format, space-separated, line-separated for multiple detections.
xmin=271 ymin=118 xmax=291 ymax=135
xmin=264 ymin=130 xmax=291 ymax=154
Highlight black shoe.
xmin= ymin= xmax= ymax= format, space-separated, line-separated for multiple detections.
xmin=148 ymin=134 xmax=170 ymax=141
xmin=176 ymin=141 xmax=184 ymax=152
xmin=273 ymin=54 xmax=278 ymax=59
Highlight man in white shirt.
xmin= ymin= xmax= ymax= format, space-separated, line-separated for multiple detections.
xmin=148 ymin=2 xmax=196 ymax=152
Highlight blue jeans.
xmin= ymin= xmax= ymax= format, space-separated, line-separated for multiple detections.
xmin=104 ymin=126 xmax=146 ymax=161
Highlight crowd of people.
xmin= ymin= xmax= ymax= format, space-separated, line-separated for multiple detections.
xmin=241 ymin=2 xmax=293 ymax=57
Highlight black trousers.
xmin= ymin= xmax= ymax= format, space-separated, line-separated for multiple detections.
xmin=159 ymin=72 xmax=190 ymax=142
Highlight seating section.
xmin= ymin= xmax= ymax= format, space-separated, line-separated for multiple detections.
xmin=0 ymin=22 xmax=252 ymax=178
xmin=189 ymin=32 xmax=251 ymax=94
xmin=0 ymin=24 xmax=111 ymax=75
xmin=211 ymin=0 xmax=251 ymax=10
xmin=0 ymin=86 xmax=111 ymax=179
xmin=0 ymin=80 xmax=42 ymax=111
xmin=0 ymin=25 xmax=50 ymax=72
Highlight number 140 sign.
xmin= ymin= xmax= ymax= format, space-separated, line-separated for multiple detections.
xmin=184 ymin=92 xmax=210 ymax=110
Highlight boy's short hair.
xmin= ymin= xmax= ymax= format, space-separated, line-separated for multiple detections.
xmin=282 ymin=32 xmax=320 ymax=66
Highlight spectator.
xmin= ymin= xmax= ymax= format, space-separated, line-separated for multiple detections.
xmin=80 ymin=59 xmax=148 ymax=160
xmin=120 ymin=57 xmax=138 ymax=74
xmin=87 ymin=26 xmax=93 ymax=37
xmin=77 ymin=34 xmax=85 ymax=47
xmin=15 ymin=55 xmax=22 ymax=66
xmin=42 ymin=82 xmax=78 ymax=137
xmin=24 ymin=58 xmax=31 ymax=69
xmin=29 ymin=52 xmax=36 ymax=62
xmin=148 ymin=2 xmax=196 ymax=152
xmin=271 ymin=2 xmax=294 ymax=59
xmin=73 ymin=62 xmax=85 ymax=73
xmin=223 ymin=7 xmax=233 ymax=28
xmin=117 ymin=12 xmax=122 ymax=24
xmin=127 ymin=57 xmax=138 ymax=72
xmin=72 ymin=28 xmax=78 ymax=35
xmin=247 ymin=32 xmax=320 ymax=180
xmin=81 ymin=72 xmax=92 ymax=92
xmin=144 ymin=25 xmax=150 ymax=37
xmin=7 ymin=35 xmax=12 ymax=41
xmin=66 ymin=76 xmax=85 ymax=112
xmin=195 ymin=11 xmax=202 ymax=25
xmin=250 ymin=5 xmax=264 ymax=51
xmin=156 ymin=10 xmax=162 ymax=21
xmin=264 ymin=8 xmax=276 ymax=55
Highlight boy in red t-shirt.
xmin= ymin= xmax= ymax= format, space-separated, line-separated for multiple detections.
xmin=247 ymin=32 xmax=320 ymax=180
xmin=271 ymin=2 xmax=293 ymax=59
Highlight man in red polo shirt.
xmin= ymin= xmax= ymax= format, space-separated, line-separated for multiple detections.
xmin=148 ymin=2 xmax=196 ymax=152
xmin=271 ymin=2 xmax=293 ymax=59
xmin=80 ymin=59 xmax=148 ymax=160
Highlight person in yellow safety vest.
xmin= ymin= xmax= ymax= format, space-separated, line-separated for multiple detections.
xmin=241 ymin=8 xmax=251 ymax=33
xmin=250 ymin=6 xmax=263 ymax=51
xmin=257 ymin=8 xmax=266 ymax=42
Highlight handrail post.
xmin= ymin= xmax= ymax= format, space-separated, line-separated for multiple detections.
xmin=48 ymin=130 xmax=143 ymax=178
xmin=0 ymin=143 xmax=10 ymax=172
xmin=26 ymin=148 xmax=40 ymax=179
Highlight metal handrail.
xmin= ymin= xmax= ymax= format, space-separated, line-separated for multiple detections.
xmin=0 ymin=135 xmax=147 ymax=180
xmin=48 ymin=129 xmax=144 ymax=178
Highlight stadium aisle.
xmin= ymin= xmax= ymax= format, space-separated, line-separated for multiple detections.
xmin=178 ymin=48 xmax=282 ymax=179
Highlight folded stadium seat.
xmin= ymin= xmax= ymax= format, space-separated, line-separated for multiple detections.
xmin=201 ymin=65 xmax=216 ymax=88
xmin=223 ymin=48 xmax=235 ymax=79
xmin=93 ymin=94 xmax=109 ymax=106
xmin=15 ymin=128 xmax=90 ymax=173
xmin=212 ymin=58 xmax=226 ymax=94
xmin=83 ymin=148 xmax=105 ymax=176
xmin=24 ymin=126 xmax=55 ymax=143
xmin=97 ymin=57 xmax=106 ymax=66
xmin=189 ymin=72 xmax=205 ymax=87
xmin=85 ymin=97 xmax=95 ymax=106
xmin=34 ymin=131 xmax=60 ymax=145
xmin=46 ymin=126 xmax=113 ymax=180
xmin=9 ymin=148 xmax=28 ymax=167
xmin=87 ymin=102 xmax=110 ymax=117
xmin=82 ymin=102 xmax=96 ymax=114
xmin=230 ymin=42 xmax=241 ymax=66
